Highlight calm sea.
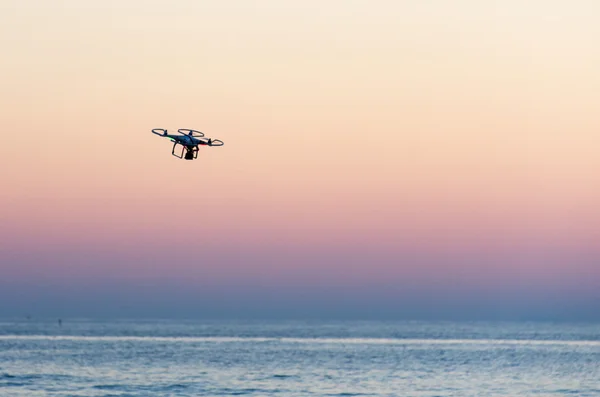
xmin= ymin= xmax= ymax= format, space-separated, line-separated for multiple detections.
xmin=0 ymin=319 xmax=598 ymax=396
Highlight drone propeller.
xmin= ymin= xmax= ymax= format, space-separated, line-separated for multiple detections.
xmin=196 ymin=137 xmax=224 ymax=146
xmin=208 ymin=139 xmax=224 ymax=146
xmin=152 ymin=128 xmax=167 ymax=136
xmin=177 ymin=128 xmax=204 ymax=138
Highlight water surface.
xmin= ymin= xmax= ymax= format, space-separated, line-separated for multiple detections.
xmin=0 ymin=319 xmax=598 ymax=396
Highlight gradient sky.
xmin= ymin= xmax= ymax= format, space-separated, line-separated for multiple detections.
xmin=1 ymin=0 xmax=599 ymax=320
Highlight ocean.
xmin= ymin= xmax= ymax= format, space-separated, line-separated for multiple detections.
xmin=0 ymin=319 xmax=598 ymax=396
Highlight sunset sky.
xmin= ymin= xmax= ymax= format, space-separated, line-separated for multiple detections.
xmin=1 ymin=0 xmax=599 ymax=320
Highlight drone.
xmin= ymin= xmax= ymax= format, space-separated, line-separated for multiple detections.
xmin=152 ymin=128 xmax=223 ymax=160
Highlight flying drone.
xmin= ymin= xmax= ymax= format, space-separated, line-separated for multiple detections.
xmin=152 ymin=128 xmax=224 ymax=160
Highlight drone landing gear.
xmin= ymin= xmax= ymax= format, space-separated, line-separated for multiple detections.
xmin=172 ymin=143 xmax=199 ymax=160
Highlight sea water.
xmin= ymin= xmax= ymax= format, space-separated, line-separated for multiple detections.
xmin=0 ymin=319 xmax=598 ymax=396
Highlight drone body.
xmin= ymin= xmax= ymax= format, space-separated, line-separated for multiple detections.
xmin=152 ymin=128 xmax=223 ymax=160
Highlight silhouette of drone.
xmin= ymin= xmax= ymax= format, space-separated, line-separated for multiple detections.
xmin=152 ymin=128 xmax=223 ymax=160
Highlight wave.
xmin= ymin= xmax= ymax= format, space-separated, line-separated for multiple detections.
xmin=0 ymin=373 xmax=42 ymax=381
xmin=272 ymin=374 xmax=295 ymax=379
xmin=0 ymin=334 xmax=599 ymax=347
xmin=93 ymin=384 xmax=124 ymax=390
xmin=326 ymin=393 xmax=373 ymax=397
xmin=213 ymin=388 xmax=283 ymax=395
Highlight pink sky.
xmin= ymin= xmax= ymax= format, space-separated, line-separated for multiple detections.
xmin=1 ymin=0 xmax=599 ymax=319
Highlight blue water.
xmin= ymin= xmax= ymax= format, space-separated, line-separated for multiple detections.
xmin=0 ymin=319 xmax=599 ymax=396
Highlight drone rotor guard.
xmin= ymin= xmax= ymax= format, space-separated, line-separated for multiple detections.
xmin=208 ymin=139 xmax=224 ymax=146
xmin=196 ymin=137 xmax=224 ymax=146
xmin=152 ymin=128 xmax=167 ymax=136
xmin=177 ymin=128 xmax=204 ymax=138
